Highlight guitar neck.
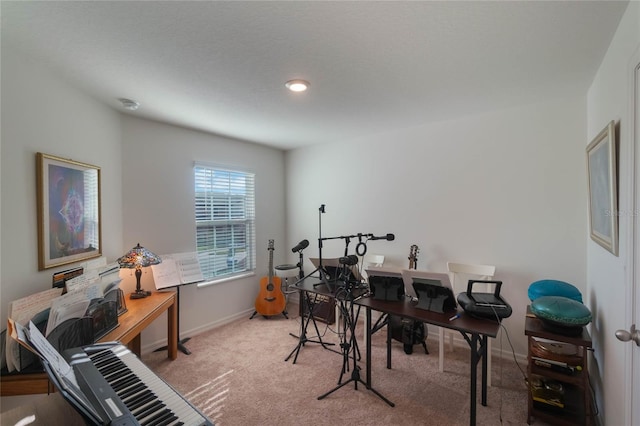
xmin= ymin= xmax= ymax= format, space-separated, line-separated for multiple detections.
xmin=267 ymin=240 xmax=275 ymax=282
xmin=408 ymin=245 xmax=419 ymax=270
xmin=268 ymin=250 xmax=274 ymax=281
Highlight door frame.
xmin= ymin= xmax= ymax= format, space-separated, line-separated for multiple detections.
xmin=628 ymin=45 xmax=640 ymax=426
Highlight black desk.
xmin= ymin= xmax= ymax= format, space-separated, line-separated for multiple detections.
xmin=354 ymin=296 xmax=500 ymax=426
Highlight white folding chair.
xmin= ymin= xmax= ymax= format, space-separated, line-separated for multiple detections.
xmin=441 ymin=262 xmax=496 ymax=386
xmin=359 ymin=254 xmax=385 ymax=343
xmin=360 ymin=254 xmax=385 ymax=281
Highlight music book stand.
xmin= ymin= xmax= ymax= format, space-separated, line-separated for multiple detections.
xmin=412 ymin=279 xmax=457 ymax=313
xmin=308 ymin=257 xmax=361 ymax=290
xmin=366 ymin=267 xmax=404 ymax=302
xmin=400 ymin=270 xmax=453 ymax=299
xmin=400 ymin=270 xmax=457 ymax=313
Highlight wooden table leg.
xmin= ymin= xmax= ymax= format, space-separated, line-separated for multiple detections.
xmin=128 ymin=334 xmax=142 ymax=357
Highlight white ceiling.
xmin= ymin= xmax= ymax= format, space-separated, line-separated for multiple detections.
xmin=1 ymin=1 xmax=629 ymax=150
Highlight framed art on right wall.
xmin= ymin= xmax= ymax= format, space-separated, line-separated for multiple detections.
xmin=586 ymin=120 xmax=618 ymax=256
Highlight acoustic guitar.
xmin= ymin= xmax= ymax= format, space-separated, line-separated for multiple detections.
xmin=408 ymin=244 xmax=419 ymax=270
xmin=254 ymin=240 xmax=286 ymax=316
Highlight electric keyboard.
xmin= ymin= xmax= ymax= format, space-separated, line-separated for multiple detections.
xmin=44 ymin=342 xmax=213 ymax=426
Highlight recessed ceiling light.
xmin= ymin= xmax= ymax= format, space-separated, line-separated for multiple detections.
xmin=285 ymin=80 xmax=309 ymax=92
xmin=119 ymin=98 xmax=140 ymax=110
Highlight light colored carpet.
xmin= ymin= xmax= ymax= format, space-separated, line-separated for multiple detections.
xmin=143 ymin=306 xmax=536 ymax=426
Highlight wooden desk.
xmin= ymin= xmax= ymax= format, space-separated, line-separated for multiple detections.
xmin=0 ymin=290 xmax=177 ymax=396
xmin=355 ymin=295 xmax=501 ymax=426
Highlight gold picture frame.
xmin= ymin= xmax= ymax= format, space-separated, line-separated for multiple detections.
xmin=37 ymin=152 xmax=102 ymax=270
xmin=586 ymin=121 xmax=618 ymax=256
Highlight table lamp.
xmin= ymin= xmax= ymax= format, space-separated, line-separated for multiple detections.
xmin=117 ymin=243 xmax=162 ymax=299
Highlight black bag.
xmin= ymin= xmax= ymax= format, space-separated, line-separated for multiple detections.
xmin=389 ymin=315 xmax=428 ymax=355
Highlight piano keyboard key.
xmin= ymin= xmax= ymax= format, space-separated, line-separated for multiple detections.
xmin=67 ymin=343 xmax=211 ymax=426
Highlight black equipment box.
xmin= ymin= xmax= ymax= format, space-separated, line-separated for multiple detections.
xmin=457 ymin=280 xmax=512 ymax=319
xmin=299 ymin=293 xmax=335 ymax=324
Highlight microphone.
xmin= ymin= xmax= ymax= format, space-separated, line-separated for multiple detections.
xmin=369 ymin=233 xmax=395 ymax=241
xmin=339 ymin=255 xmax=359 ymax=266
xmin=291 ymin=239 xmax=309 ymax=253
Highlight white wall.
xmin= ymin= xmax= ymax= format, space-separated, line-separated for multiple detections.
xmin=119 ymin=116 xmax=286 ymax=347
xmin=0 ymin=46 xmax=123 ymax=327
xmin=0 ymin=45 xmax=287 ymax=354
xmin=286 ymin=96 xmax=587 ymax=358
xmin=586 ymin=2 xmax=639 ymax=425
xmin=0 ymin=45 xmax=286 ymax=410
xmin=0 ymin=43 xmax=287 ymax=353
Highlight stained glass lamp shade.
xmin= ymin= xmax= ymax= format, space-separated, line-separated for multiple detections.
xmin=117 ymin=243 xmax=162 ymax=299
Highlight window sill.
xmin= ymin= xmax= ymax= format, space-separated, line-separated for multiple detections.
xmin=197 ymin=271 xmax=255 ymax=288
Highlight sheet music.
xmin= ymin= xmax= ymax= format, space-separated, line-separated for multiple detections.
xmin=66 ymin=261 xmax=119 ymax=293
xmin=151 ymin=252 xmax=204 ymax=289
xmin=11 ymin=321 xmax=100 ymax=422
xmin=5 ymin=288 xmax=63 ymax=371
xmin=174 ymin=252 xmax=204 ymax=284
xmin=7 ymin=318 xmax=38 ymax=357
xmin=8 ymin=288 xmax=63 ymax=325
xmin=8 ymin=319 xmax=78 ymax=388
xmin=27 ymin=321 xmax=77 ymax=388
xmin=151 ymin=257 xmax=181 ymax=289
xmin=65 ymin=269 xmax=99 ymax=293
xmin=98 ymin=262 xmax=120 ymax=279
xmin=44 ymin=290 xmax=93 ymax=337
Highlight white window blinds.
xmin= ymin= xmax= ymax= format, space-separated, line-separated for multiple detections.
xmin=194 ymin=164 xmax=256 ymax=280
xmin=83 ymin=167 xmax=100 ymax=251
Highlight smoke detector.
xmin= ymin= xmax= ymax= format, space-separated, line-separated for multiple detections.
xmin=118 ymin=98 xmax=140 ymax=110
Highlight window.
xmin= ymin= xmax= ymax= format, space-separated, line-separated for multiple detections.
xmin=194 ymin=164 xmax=256 ymax=281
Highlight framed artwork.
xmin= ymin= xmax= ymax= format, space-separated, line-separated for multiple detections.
xmin=586 ymin=121 xmax=618 ymax=256
xmin=36 ymin=152 xmax=102 ymax=270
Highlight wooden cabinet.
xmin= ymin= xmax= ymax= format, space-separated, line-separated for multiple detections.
xmin=525 ymin=307 xmax=593 ymax=425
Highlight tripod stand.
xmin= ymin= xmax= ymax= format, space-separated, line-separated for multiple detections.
xmin=285 ymin=289 xmax=337 ymax=364
xmin=317 ymin=275 xmax=394 ymax=406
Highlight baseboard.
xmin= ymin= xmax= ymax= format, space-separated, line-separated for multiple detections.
xmin=142 ymin=308 xmax=254 ymax=354
xmin=142 ymin=304 xmax=528 ymax=367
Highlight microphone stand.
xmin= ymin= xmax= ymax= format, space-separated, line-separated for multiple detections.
xmin=297 ymin=250 xmax=305 ymax=279
xmin=294 ymin=204 xmax=330 ymax=287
